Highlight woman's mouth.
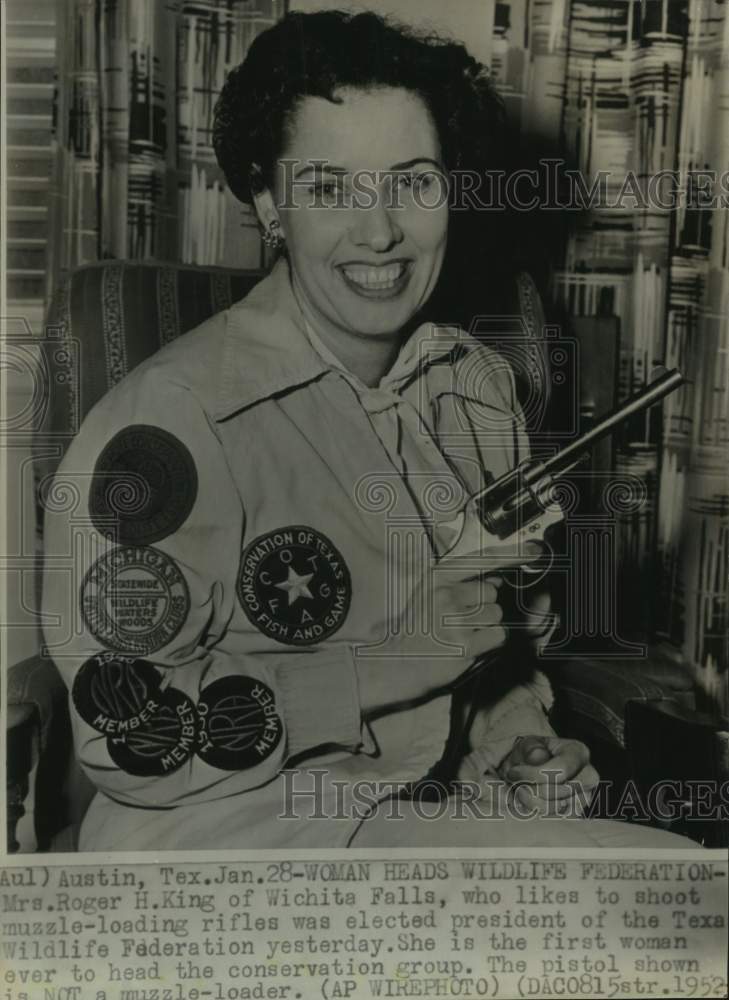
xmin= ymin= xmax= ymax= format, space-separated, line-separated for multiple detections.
xmin=338 ymin=261 xmax=410 ymax=298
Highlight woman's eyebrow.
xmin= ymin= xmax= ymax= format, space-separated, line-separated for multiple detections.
xmin=292 ymin=162 xmax=347 ymax=179
xmin=291 ymin=158 xmax=445 ymax=179
xmin=389 ymin=157 xmax=445 ymax=172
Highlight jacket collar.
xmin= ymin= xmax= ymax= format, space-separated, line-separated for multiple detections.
xmin=215 ymin=257 xmax=481 ymax=420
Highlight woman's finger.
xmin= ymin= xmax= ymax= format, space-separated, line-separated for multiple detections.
xmin=448 ymin=602 xmax=504 ymax=627
xmin=531 ymin=771 xmax=597 ymax=802
xmin=464 ymin=625 xmax=507 ymax=659
xmin=513 ymin=783 xmax=567 ymax=817
xmin=442 ymin=578 xmax=500 ymax=608
xmin=509 ymin=739 xmax=589 ymax=784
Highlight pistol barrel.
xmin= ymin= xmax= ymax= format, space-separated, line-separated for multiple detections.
xmin=525 ymin=368 xmax=686 ymax=485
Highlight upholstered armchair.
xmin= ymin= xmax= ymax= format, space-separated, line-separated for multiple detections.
xmin=8 ymin=263 xmax=263 ymax=851
xmin=8 ymin=260 xmax=720 ymax=852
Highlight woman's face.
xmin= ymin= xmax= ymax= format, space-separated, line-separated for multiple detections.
xmin=259 ymin=86 xmax=449 ymax=342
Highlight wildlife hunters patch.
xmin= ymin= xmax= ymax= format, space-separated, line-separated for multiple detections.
xmin=81 ymin=546 xmax=190 ymax=655
xmin=107 ymin=686 xmax=197 ymax=776
xmin=237 ymin=526 xmax=351 ymax=646
xmin=89 ymin=424 xmax=198 ymax=545
xmin=72 ymin=652 xmax=162 ymax=735
xmin=196 ymin=676 xmax=282 ymax=770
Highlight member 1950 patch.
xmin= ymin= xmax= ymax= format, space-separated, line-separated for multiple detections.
xmin=81 ymin=546 xmax=190 ymax=655
xmin=107 ymin=686 xmax=198 ymax=776
xmin=196 ymin=676 xmax=283 ymax=770
xmin=72 ymin=652 xmax=162 ymax=735
xmin=89 ymin=424 xmax=198 ymax=545
xmin=237 ymin=525 xmax=351 ymax=646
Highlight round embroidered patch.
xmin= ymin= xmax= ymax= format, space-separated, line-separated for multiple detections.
xmin=81 ymin=545 xmax=190 ymax=655
xmin=237 ymin=525 xmax=351 ymax=646
xmin=89 ymin=424 xmax=198 ymax=545
xmin=72 ymin=652 xmax=162 ymax=735
xmin=107 ymin=686 xmax=198 ymax=776
xmin=196 ymin=676 xmax=283 ymax=770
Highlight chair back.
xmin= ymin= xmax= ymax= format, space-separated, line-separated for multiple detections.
xmin=38 ymin=262 xmax=264 ymax=470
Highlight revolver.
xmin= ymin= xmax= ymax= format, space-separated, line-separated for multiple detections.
xmin=440 ymin=367 xmax=686 ymax=563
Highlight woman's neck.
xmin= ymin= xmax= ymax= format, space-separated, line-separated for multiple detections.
xmin=320 ymin=327 xmax=402 ymax=387
xmin=293 ymin=279 xmax=402 ymax=387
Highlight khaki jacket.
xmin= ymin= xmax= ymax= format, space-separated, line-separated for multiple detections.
xmin=42 ymin=260 xmax=554 ymax=848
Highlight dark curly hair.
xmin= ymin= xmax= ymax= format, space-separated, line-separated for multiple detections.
xmin=213 ymin=9 xmax=507 ymax=205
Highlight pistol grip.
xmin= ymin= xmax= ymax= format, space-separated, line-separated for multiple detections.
xmin=439 ymin=503 xmax=563 ymax=570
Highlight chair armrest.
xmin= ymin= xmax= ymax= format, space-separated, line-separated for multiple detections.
xmin=545 ymin=645 xmax=695 ymax=749
xmin=625 ymin=698 xmax=729 ymax=847
xmin=8 ymin=703 xmax=35 ymax=728
xmin=7 ymin=706 xmax=38 ymax=852
xmin=8 ymin=653 xmax=67 ymax=751
xmin=543 ymin=647 xmax=696 ymax=820
xmin=7 ymin=654 xmax=74 ymax=850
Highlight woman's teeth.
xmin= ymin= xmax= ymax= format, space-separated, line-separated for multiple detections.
xmin=341 ymin=263 xmax=405 ymax=289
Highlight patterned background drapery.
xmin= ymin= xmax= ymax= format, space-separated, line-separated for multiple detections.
xmin=47 ymin=0 xmax=728 ymax=713
xmin=46 ymin=0 xmax=286 ymax=294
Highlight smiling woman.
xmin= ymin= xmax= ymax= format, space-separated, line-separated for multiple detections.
xmin=260 ymin=86 xmax=449 ymax=382
xmin=40 ymin=8 xmax=694 ymax=850
xmin=212 ymin=9 xmax=504 ymax=383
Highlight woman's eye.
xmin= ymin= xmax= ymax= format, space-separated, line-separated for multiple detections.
xmin=396 ymin=174 xmax=419 ymax=191
xmin=308 ymin=180 xmax=343 ymax=204
xmin=395 ymin=172 xmax=436 ymax=195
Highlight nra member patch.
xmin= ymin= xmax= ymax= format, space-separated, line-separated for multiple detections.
xmin=107 ymin=686 xmax=198 ymax=776
xmin=81 ymin=546 xmax=190 ymax=655
xmin=237 ymin=525 xmax=351 ymax=646
xmin=89 ymin=424 xmax=198 ymax=545
xmin=72 ymin=652 xmax=162 ymax=735
xmin=196 ymin=676 xmax=283 ymax=770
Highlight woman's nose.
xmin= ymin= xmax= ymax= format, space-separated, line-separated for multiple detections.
xmin=350 ymin=198 xmax=403 ymax=251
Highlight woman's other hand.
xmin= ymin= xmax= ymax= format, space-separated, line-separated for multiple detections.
xmin=500 ymin=735 xmax=600 ymax=816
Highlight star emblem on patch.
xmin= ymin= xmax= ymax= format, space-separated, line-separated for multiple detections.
xmin=275 ymin=567 xmax=314 ymax=604
xmin=237 ymin=526 xmax=352 ymax=646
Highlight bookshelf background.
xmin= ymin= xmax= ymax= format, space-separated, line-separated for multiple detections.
xmin=5 ymin=1 xmax=58 ymax=667
xmin=5 ymin=0 xmax=57 ymax=333
xmin=46 ymin=0 xmax=286 ymax=300
xmin=5 ymin=0 xmax=728 ymax=712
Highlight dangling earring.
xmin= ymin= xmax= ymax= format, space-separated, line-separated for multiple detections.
xmin=261 ymin=219 xmax=284 ymax=250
